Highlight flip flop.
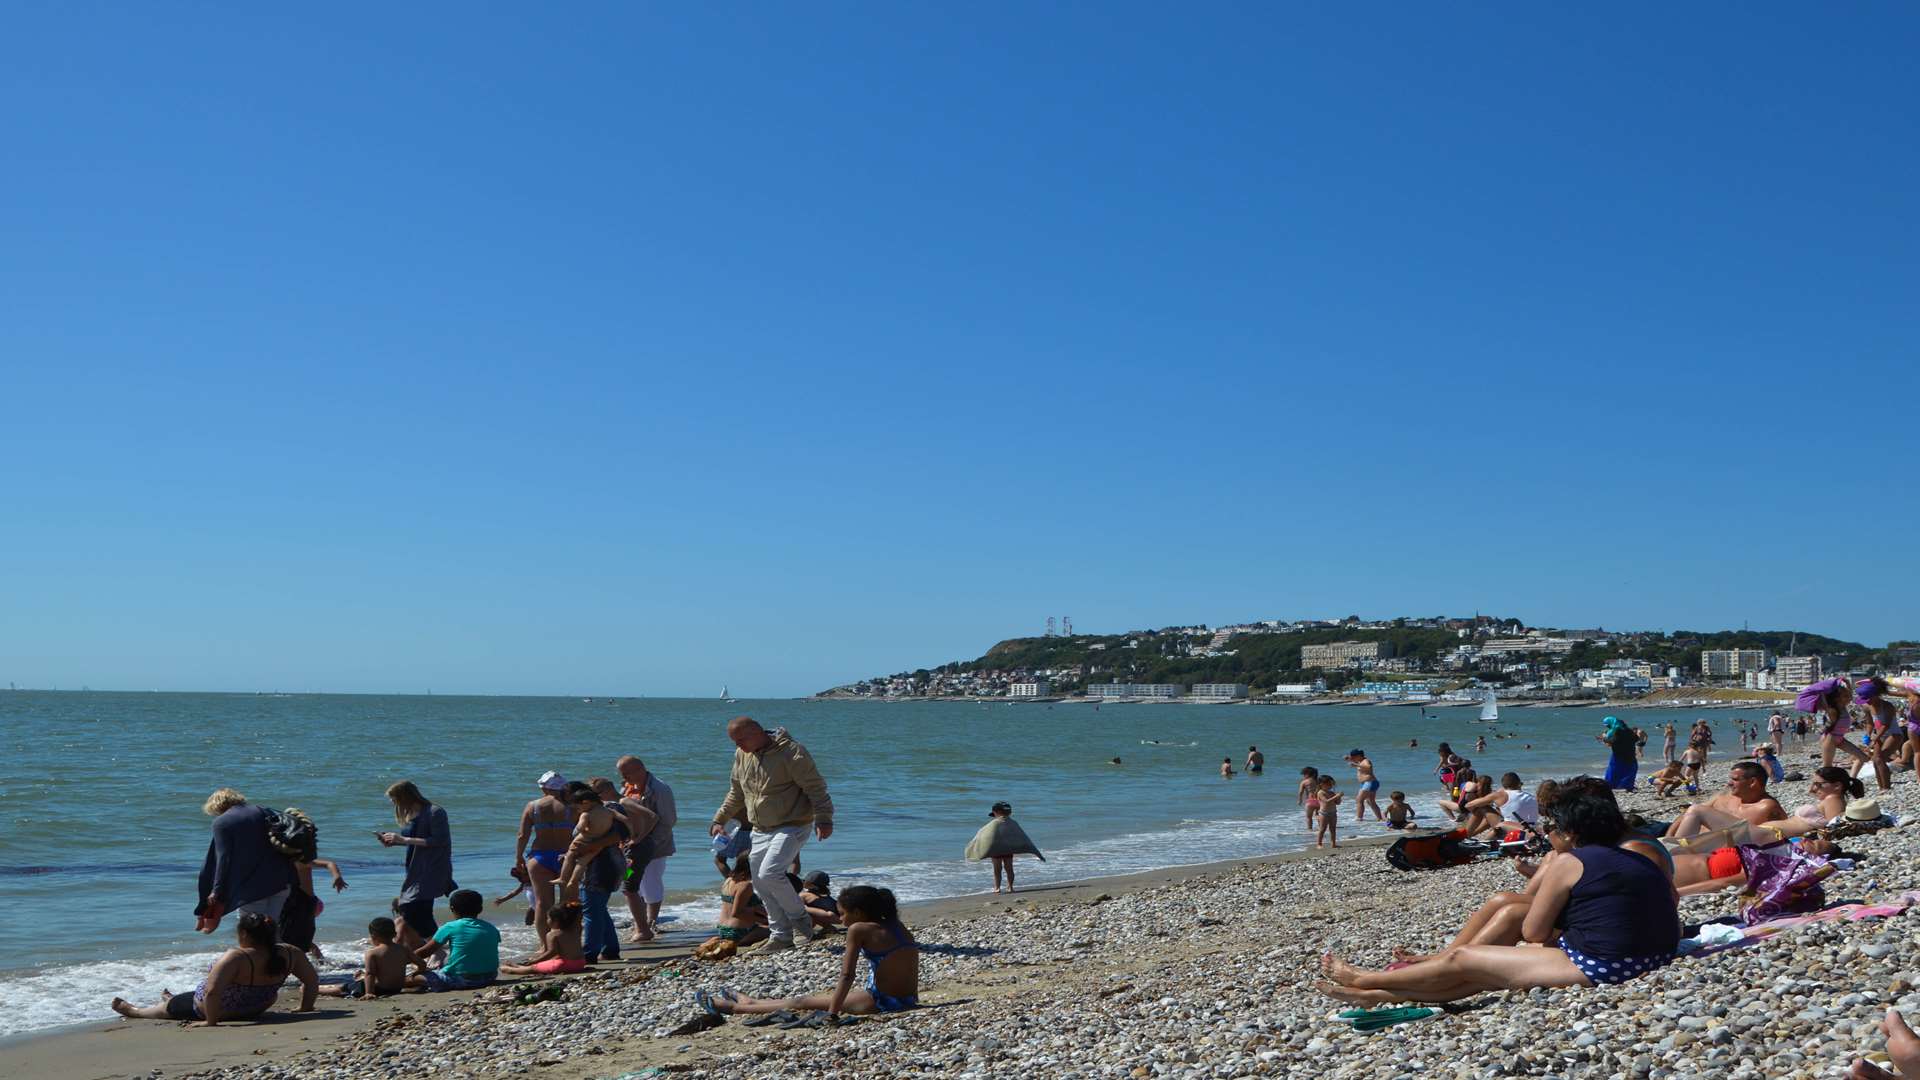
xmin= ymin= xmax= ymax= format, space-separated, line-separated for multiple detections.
xmin=778 ymin=1011 xmax=827 ymax=1029
xmin=1350 ymin=1007 xmax=1436 ymax=1032
xmin=693 ymin=990 xmax=720 ymax=1017
xmin=742 ymin=1010 xmax=798 ymax=1027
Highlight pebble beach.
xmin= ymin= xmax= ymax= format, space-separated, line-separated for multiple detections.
xmin=23 ymin=748 xmax=1920 ymax=1080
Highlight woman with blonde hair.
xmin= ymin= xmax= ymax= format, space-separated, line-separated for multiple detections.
xmin=194 ymin=788 xmax=294 ymax=931
xmin=376 ymin=781 xmax=455 ymax=949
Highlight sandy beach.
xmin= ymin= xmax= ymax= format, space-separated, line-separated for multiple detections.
xmin=12 ymin=747 xmax=1920 ymax=1080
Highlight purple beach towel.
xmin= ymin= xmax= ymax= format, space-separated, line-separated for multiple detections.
xmin=1796 ymin=677 xmax=1845 ymax=714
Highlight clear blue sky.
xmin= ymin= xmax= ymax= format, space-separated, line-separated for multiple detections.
xmin=3 ymin=5 xmax=1915 ymax=696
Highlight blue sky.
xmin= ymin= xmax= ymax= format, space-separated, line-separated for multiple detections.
xmin=3 ymin=5 xmax=1915 ymax=695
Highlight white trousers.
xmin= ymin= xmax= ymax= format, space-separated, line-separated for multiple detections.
xmin=748 ymin=825 xmax=811 ymax=941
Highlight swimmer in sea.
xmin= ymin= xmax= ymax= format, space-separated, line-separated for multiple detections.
xmin=1246 ymin=746 xmax=1264 ymax=774
xmin=1109 ymin=757 xmax=1122 ymax=765
xmin=1220 ymin=758 xmax=1235 ymax=779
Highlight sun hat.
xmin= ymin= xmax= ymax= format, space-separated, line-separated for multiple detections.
xmin=1844 ymin=798 xmax=1884 ymax=822
xmin=1856 ymin=677 xmax=1887 ymax=704
xmin=538 ymin=770 xmax=568 ymax=791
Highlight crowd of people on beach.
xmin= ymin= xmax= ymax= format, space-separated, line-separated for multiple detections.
xmin=101 ymin=677 xmax=1920 ymax=1076
xmin=109 ymin=716 xmax=943 ymax=1028
xmin=1306 ymin=675 xmax=1920 ymax=1079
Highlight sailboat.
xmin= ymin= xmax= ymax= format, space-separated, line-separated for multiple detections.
xmin=1479 ymin=689 xmax=1500 ymax=723
xmin=722 ymin=685 xmax=737 ymax=704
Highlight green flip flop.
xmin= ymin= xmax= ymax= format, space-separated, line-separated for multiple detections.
xmin=1350 ymin=1006 xmax=1436 ymax=1032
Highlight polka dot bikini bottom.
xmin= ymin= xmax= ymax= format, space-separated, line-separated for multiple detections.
xmin=1559 ymin=942 xmax=1673 ymax=985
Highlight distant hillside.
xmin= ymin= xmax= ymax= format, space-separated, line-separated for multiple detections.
xmin=824 ymin=621 xmax=1883 ymax=697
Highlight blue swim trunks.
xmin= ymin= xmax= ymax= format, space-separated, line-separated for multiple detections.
xmin=525 ymin=849 xmax=565 ymax=874
xmin=1359 ymin=779 xmax=1380 ymax=794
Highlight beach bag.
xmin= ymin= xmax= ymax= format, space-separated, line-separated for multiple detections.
xmin=1737 ymin=844 xmax=1832 ymax=926
xmin=1385 ymin=829 xmax=1482 ymax=871
xmin=263 ymin=807 xmax=318 ymax=863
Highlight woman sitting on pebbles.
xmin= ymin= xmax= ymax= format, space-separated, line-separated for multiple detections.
xmin=1392 ymin=780 xmax=1671 ymax=963
xmin=1319 ymin=780 xmax=1679 ymax=1004
xmin=112 ymin=913 xmax=319 ymax=1025
xmin=707 ymin=854 xmax=768 ymax=951
xmin=697 ymin=885 xmax=919 ymax=1019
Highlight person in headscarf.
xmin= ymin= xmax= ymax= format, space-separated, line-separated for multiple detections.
xmin=1597 ymin=716 xmax=1640 ymax=791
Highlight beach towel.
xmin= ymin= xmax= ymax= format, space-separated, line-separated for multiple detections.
xmin=1384 ymin=829 xmax=1488 ymax=871
xmin=1736 ymin=844 xmax=1833 ymax=925
xmin=965 ymin=817 xmax=1045 ymax=861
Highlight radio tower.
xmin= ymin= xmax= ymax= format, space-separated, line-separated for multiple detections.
xmin=1045 ymin=617 xmax=1056 ymax=637
xmin=1061 ymin=616 xmax=1073 ymax=637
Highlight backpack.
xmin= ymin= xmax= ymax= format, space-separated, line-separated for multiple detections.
xmin=1385 ymin=829 xmax=1488 ymax=871
xmin=263 ymin=807 xmax=318 ymax=863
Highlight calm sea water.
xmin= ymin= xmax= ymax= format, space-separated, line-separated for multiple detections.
xmin=0 ymin=691 xmax=1742 ymax=1037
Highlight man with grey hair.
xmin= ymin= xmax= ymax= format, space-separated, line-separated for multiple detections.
xmin=710 ymin=717 xmax=833 ymax=952
xmin=614 ymin=754 xmax=676 ymax=943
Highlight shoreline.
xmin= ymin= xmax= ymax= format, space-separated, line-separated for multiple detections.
xmin=0 ymin=838 xmax=1402 ymax=1079
xmin=15 ymin=742 xmax=1908 ymax=1080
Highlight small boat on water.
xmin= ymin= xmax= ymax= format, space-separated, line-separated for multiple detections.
xmin=1478 ymin=690 xmax=1500 ymax=723
xmin=722 ymin=685 xmax=737 ymax=704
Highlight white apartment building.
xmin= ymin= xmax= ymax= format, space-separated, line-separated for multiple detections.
xmin=1008 ymin=681 xmax=1050 ymax=698
xmin=1701 ymin=649 xmax=1770 ymax=679
xmin=1301 ymin=640 xmax=1393 ymax=668
xmin=1086 ymin=683 xmax=1185 ymax=699
xmin=1775 ymin=655 xmax=1822 ymax=689
xmin=1480 ymin=637 xmax=1576 ymax=656
xmin=1190 ymin=683 xmax=1249 ymax=701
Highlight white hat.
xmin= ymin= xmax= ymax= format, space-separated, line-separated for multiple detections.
xmin=538 ymin=770 xmax=568 ymax=791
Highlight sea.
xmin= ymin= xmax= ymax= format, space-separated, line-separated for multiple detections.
xmin=0 ymin=691 xmax=1757 ymax=1039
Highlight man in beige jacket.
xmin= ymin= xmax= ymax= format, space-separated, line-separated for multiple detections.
xmin=710 ymin=717 xmax=834 ymax=951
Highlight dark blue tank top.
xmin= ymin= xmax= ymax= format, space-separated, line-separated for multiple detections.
xmin=1558 ymin=845 xmax=1679 ymax=958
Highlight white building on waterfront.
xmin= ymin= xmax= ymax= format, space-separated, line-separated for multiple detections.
xmin=1190 ymin=683 xmax=1249 ymax=701
xmin=1086 ymin=683 xmax=1185 ymax=699
xmin=1775 ymin=655 xmax=1822 ymax=689
xmin=1008 ymin=681 xmax=1050 ymax=698
xmin=1701 ymin=649 xmax=1770 ymax=679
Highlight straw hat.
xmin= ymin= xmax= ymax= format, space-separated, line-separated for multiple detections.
xmin=1844 ymin=798 xmax=1884 ymax=822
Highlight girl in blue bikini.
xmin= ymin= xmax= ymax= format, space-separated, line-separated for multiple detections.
xmin=700 ymin=885 xmax=919 ymax=1019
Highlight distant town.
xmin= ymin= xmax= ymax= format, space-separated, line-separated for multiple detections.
xmin=816 ymin=614 xmax=1918 ymax=707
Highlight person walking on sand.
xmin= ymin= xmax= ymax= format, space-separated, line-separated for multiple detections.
xmin=514 ymin=771 xmax=575 ymax=940
xmin=1346 ymin=749 xmax=1382 ymax=822
xmin=965 ymin=802 xmax=1044 ymax=893
xmin=710 ymin=717 xmax=834 ymax=953
xmin=1598 ymin=716 xmax=1640 ymax=791
xmin=194 ymin=789 xmax=296 ymax=932
xmin=1663 ymin=721 xmax=1677 ymax=763
xmin=1802 ymin=677 xmax=1879 ymax=779
xmin=615 ymin=755 xmax=677 ymax=945
xmin=1246 ymin=746 xmax=1264 ymax=774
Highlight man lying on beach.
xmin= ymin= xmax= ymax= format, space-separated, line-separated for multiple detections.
xmin=1320 ymin=780 xmax=1678 ymax=1003
xmin=1663 ymin=763 xmax=1786 ymax=839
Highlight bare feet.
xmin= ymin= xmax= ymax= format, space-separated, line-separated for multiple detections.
xmin=1312 ymin=979 xmax=1391 ymax=1005
xmin=110 ymin=997 xmax=135 ymax=1018
xmin=1390 ymin=946 xmax=1422 ymax=963
xmin=1318 ymin=952 xmax=1366 ymax=986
